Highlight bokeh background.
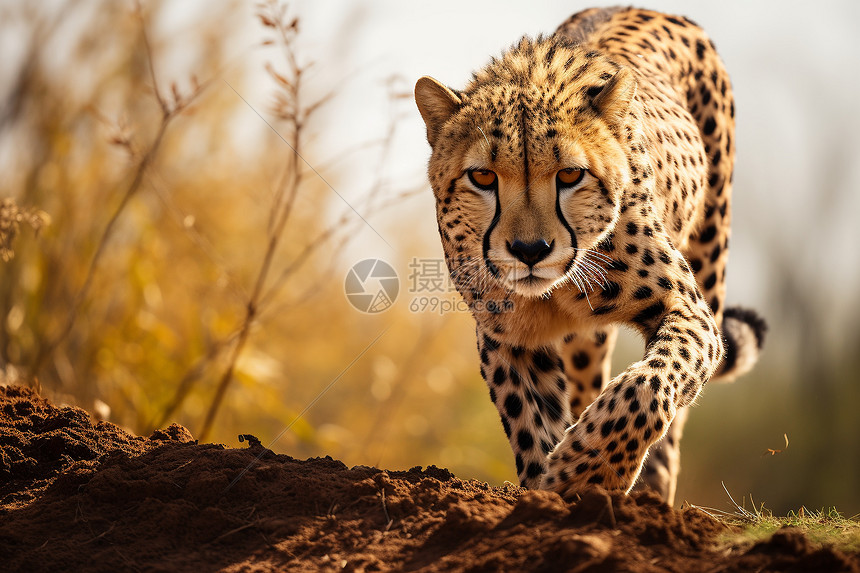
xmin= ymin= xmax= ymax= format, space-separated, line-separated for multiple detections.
xmin=1 ymin=0 xmax=858 ymax=515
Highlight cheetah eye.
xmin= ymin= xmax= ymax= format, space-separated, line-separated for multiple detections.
xmin=467 ymin=169 xmax=498 ymax=191
xmin=557 ymin=168 xmax=585 ymax=189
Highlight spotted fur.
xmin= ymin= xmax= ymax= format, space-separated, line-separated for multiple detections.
xmin=415 ymin=7 xmax=766 ymax=503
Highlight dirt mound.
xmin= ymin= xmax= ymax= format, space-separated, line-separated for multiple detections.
xmin=1 ymin=385 xmax=857 ymax=572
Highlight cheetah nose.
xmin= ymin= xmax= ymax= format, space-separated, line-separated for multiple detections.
xmin=507 ymin=238 xmax=553 ymax=266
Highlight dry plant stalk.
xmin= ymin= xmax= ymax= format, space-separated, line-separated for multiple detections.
xmin=197 ymin=0 xmax=326 ymax=441
xmin=146 ymin=1 xmax=412 ymax=439
xmin=29 ymin=2 xmax=213 ymax=377
xmin=0 ymin=198 xmax=50 ymax=262
xmin=149 ymin=78 xmax=417 ymax=435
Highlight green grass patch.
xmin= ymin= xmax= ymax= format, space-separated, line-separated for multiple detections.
xmin=689 ymin=486 xmax=860 ymax=553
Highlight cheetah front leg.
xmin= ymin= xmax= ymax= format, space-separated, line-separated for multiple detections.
xmin=631 ymin=406 xmax=688 ymax=504
xmin=541 ymin=297 xmax=723 ymax=496
xmin=560 ymin=326 xmax=618 ymax=420
xmin=477 ymin=328 xmax=572 ymax=488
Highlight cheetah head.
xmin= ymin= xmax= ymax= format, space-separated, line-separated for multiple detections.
xmin=415 ymin=36 xmax=639 ymax=299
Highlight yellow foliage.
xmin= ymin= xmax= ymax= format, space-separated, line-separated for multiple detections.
xmin=0 ymin=0 xmax=516 ymax=488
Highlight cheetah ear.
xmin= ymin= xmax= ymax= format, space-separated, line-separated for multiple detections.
xmin=592 ymin=68 xmax=637 ymax=126
xmin=415 ymin=76 xmax=462 ymax=147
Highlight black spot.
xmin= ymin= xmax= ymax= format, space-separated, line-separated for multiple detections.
xmin=696 ymin=40 xmax=706 ymax=60
xmin=698 ymin=225 xmax=717 ymax=244
xmin=704 ymin=272 xmax=717 ymax=289
xmin=587 ymin=475 xmax=604 ymax=484
xmin=609 ymin=453 xmax=624 ymax=464
xmin=544 ymin=395 xmax=564 ymax=422
xmin=592 ymin=304 xmax=616 ymax=315
xmin=601 ymin=281 xmax=622 ymax=300
xmin=600 ymin=420 xmax=614 ymax=438
xmin=633 ymin=302 xmax=666 ymax=325
xmin=641 ymin=251 xmax=655 ymax=266
xmin=515 ymin=453 xmax=524 ymax=474
xmin=703 ymin=117 xmax=716 ymax=135
xmin=572 ymin=351 xmax=590 ymax=370
xmin=575 ymin=462 xmax=589 ymax=474
xmin=626 ymin=222 xmax=638 ymax=235
xmin=533 ymin=349 xmax=555 ymax=372
xmin=626 ymin=243 xmax=638 ymax=254
xmin=710 ymin=244 xmax=722 ymax=263
xmin=649 ymin=375 xmax=662 ymax=392
xmin=504 ymin=394 xmax=523 ymax=419
xmin=517 ymin=429 xmax=535 ymax=450
xmin=597 ymin=234 xmax=616 ymax=253
xmin=489 ymin=387 xmax=496 ymax=403
xmin=592 ymin=374 xmax=603 ymax=389
xmin=509 ymin=367 xmax=522 ymax=386
xmin=649 ymin=359 xmax=666 ymax=369
xmin=492 ymin=367 xmax=506 ymax=386
xmin=634 ymin=286 xmax=653 ymax=299
xmin=502 ymin=417 xmax=511 ymax=438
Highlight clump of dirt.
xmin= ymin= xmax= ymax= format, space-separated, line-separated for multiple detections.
xmin=1 ymin=385 xmax=857 ymax=572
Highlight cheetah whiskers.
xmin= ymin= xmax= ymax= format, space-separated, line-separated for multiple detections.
xmin=563 ymin=249 xmax=611 ymax=291
xmin=476 ymin=126 xmax=492 ymax=155
xmin=552 ymin=248 xmax=612 ymax=310
xmin=449 ymin=255 xmax=494 ymax=296
xmin=575 ymin=248 xmax=612 ymax=289
xmin=566 ymin=269 xmax=595 ymax=310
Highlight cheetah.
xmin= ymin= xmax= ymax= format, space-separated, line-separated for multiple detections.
xmin=414 ymin=7 xmax=767 ymax=503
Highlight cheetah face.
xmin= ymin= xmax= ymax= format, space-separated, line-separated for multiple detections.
xmin=458 ymin=159 xmax=607 ymax=299
xmin=416 ymin=38 xmax=638 ymax=299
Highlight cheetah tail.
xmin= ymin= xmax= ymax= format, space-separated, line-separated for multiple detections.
xmin=711 ymin=306 xmax=768 ymax=383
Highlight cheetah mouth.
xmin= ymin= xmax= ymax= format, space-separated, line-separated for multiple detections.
xmin=502 ymin=265 xmax=565 ymax=297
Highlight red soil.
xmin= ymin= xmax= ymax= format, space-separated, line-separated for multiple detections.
xmin=1 ymin=385 xmax=857 ymax=572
